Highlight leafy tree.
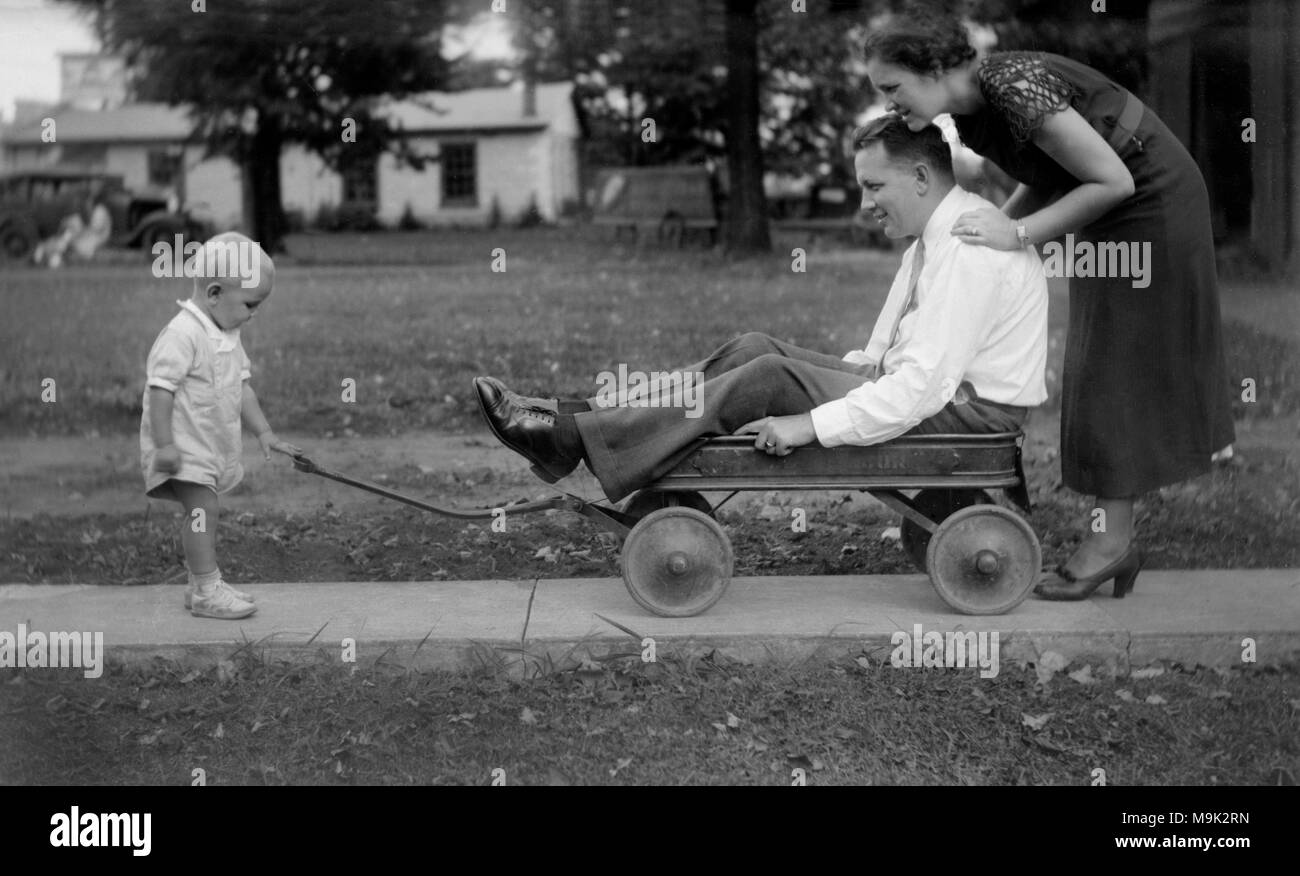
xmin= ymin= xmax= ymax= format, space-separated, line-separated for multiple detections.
xmin=898 ymin=0 xmax=1153 ymax=91
xmin=469 ymin=0 xmax=877 ymax=251
xmin=723 ymin=0 xmax=770 ymax=252
xmin=60 ymin=0 xmax=450 ymax=251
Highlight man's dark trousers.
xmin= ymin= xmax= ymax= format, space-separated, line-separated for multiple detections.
xmin=574 ymin=332 xmax=1027 ymax=502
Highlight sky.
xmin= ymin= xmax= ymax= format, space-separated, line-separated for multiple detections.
xmin=0 ymin=0 xmax=99 ymax=122
xmin=0 ymin=0 xmax=516 ymax=124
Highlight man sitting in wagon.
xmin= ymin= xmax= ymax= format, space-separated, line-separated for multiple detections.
xmin=476 ymin=114 xmax=1049 ymax=504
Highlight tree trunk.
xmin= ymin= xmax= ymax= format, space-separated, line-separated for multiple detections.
xmin=245 ymin=111 xmax=287 ymax=253
xmin=722 ymin=0 xmax=770 ymax=253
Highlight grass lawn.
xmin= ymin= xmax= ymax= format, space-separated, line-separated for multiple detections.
xmin=3 ymin=227 xmax=1297 ymax=787
xmin=2 ymin=227 xmax=1298 ymax=579
xmin=2 ymin=653 xmax=1295 ymax=785
xmin=3 ymin=228 xmax=914 ymax=437
xmin=3 ymin=226 xmax=1294 ymax=438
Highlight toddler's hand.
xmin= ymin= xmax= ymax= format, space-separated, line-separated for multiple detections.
xmin=154 ymin=444 xmax=181 ymax=475
xmin=258 ymin=431 xmax=303 ymax=460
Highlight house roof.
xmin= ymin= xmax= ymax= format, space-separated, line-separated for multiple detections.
xmin=3 ymin=103 xmax=196 ymax=144
xmin=1 ymin=82 xmax=576 ymax=145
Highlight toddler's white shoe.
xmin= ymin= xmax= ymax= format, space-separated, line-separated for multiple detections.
xmin=184 ymin=581 xmax=255 ymax=610
xmin=189 ymin=584 xmax=257 ymax=620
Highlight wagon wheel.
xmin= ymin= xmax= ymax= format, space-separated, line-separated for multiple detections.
xmin=899 ymin=489 xmax=993 ymax=570
xmin=925 ymin=504 xmax=1040 ymax=615
xmin=621 ymin=489 xmax=712 ymax=520
xmin=621 ymin=507 xmax=733 ymax=617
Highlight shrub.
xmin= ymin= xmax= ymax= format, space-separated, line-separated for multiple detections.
xmin=335 ymin=201 xmax=382 ymax=232
xmin=397 ymin=202 xmax=424 ymax=231
xmin=1222 ymin=320 xmax=1300 ymax=418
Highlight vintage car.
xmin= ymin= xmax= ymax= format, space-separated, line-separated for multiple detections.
xmin=0 ymin=168 xmax=212 ymax=261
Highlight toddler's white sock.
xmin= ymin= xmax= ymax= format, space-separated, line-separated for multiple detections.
xmin=190 ymin=568 xmax=222 ymax=595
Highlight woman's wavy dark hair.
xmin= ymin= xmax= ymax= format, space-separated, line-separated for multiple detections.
xmin=862 ymin=7 xmax=976 ymax=74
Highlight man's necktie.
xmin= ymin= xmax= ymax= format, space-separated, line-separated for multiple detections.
xmin=877 ymin=238 xmax=925 ymax=373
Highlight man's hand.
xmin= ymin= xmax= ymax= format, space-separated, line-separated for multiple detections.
xmin=153 ymin=444 xmax=181 ymax=475
xmin=257 ymin=431 xmax=303 ymax=461
xmin=734 ymin=414 xmax=817 ymax=457
xmin=952 ymin=207 xmax=1020 ymax=250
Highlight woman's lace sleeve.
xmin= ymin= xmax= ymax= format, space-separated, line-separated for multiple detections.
xmin=978 ymin=53 xmax=1081 ymax=144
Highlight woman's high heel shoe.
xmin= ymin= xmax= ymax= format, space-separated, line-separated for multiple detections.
xmin=1033 ymin=544 xmax=1144 ymax=601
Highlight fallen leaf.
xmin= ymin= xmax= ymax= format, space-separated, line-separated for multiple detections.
xmin=1130 ymin=666 xmax=1165 ymax=680
xmin=786 ymin=753 xmax=815 ymax=769
xmin=212 ymin=722 xmax=224 ymax=739
xmin=1145 ymin=694 xmax=1167 ymax=705
xmin=216 ymin=660 xmax=237 ymax=684
xmin=880 ymin=526 xmax=901 ymax=542
xmin=1021 ymin=712 xmax=1054 ymax=731
xmin=1035 ymin=651 xmax=1069 ymax=684
xmin=1030 ymin=735 xmax=1067 ymax=753
xmin=1116 ymin=689 xmax=1137 ymax=703
xmin=726 ymin=712 xmax=741 ymax=729
xmin=1067 ymin=665 xmax=1096 ymax=685
xmin=520 ymin=707 xmax=538 ymax=725
xmin=609 ymin=757 xmax=633 ymax=777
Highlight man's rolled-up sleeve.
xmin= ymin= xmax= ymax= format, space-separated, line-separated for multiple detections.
xmin=810 ymin=245 xmax=1003 ymax=447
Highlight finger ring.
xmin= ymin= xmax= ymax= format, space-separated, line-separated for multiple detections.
xmin=765 ymin=441 xmax=775 ymax=448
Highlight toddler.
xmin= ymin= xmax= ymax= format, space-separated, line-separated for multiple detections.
xmin=140 ymin=231 xmax=299 ymax=619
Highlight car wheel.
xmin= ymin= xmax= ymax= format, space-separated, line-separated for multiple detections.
xmin=0 ymin=220 xmax=38 ymax=261
xmin=143 ymin=225 xmax=177 ymax=251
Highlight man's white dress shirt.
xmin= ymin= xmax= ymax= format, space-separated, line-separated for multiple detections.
xmin=810 ymin=185 xmax=1048 ymax=447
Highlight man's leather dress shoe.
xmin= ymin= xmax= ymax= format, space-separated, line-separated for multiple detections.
xmin=473 ymin=376 xmax=578 ymax=483
xmin=475 ymin=376 xmax=558 ymax=415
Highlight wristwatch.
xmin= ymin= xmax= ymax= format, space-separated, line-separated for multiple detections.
xmin=1016 ymin=224 xmax=1032 ymax=248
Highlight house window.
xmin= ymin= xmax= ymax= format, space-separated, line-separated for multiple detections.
xmin=340 ymin=152 xmax=378 ymax=205
xmin=441 ymin=142 xmax=477 ymax=206
xmin=147 ymin=149 xmax=182 ymax=188
xmin=58 ymin=143 xmax=107 ymax=169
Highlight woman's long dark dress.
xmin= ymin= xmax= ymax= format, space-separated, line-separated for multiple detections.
xmin=952 ymin=51 xmax=1236 ymax=497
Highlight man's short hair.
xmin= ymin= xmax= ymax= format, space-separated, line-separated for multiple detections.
xmin=851 ymin=115 xmax=953 ymax=178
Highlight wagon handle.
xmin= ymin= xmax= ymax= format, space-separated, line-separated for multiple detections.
xmin=283 ymin=450 xmax=580 ymax=521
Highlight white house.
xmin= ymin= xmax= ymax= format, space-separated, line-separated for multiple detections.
xmin=1 ymin=79 xmax=583 ymax=231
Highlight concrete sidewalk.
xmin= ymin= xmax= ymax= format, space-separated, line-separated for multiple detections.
xmin=2 ymin=570 xmax=1297 ymax=673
